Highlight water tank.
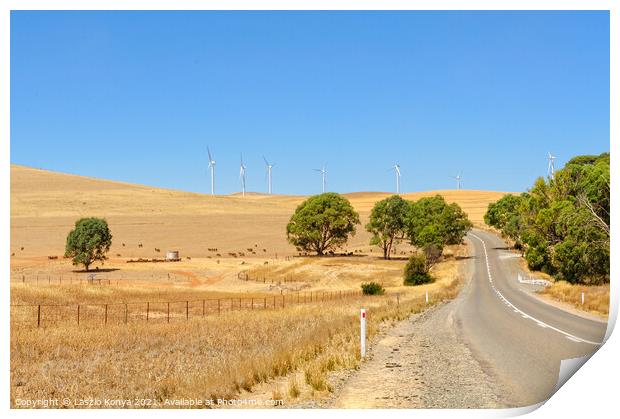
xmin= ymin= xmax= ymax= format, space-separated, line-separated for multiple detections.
xmin=165 ymin=250 xmax=180 ymax=261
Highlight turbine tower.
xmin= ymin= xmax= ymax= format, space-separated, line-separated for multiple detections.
xmin=239 ymin=154 xmax=247 ymax=197
xmin=263 ymin=156 xmax=274 ymax=194
xmin=314 ymin=165 xmax=327 ymax=193
xmin=392 ymin=164 xmax=401 ymax=194
xmin=451 ymin=172 xmax=462 ymax=190
xmin=207 ymin=147 xmax=216 ymax=195
xmin=547 ymin=152 xmax=556 ymax=179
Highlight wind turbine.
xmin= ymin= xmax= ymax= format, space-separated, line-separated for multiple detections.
xmin=207 ymin=147 xmax=216 ymax=195
xmin=392 ymin=164 xmax=401 ymax=194
xmin=239 ymin=154 xmax=247 ymax=197
xmin=263 ymin=156 xmax=274 ymax=194
xmin=451 ymin=172 xmax=463 ymax=190
xmin=547 ymin=152 xmax=556 ymax=179
xmin=314 ymin=165 xmax=327 ymax=193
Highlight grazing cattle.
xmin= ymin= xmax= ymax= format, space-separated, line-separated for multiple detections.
xmin=138 ymin=243 xmax=143 ymax=248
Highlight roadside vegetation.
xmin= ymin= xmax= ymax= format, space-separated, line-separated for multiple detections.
xmin=484 ymin=152 xmax=610 ymax=315
xmin=484 ymin=152 xmax=609 ymax=285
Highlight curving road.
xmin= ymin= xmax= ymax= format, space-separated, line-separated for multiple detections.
xmin=460 ymin=230 xmax=608 ymax=406
xmin=332 ymin=229 xmax=608 ymax=408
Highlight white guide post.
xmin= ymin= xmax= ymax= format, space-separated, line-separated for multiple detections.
xmin=360 ymin=309 xmax=367 ymax=358
xmin=425 ymin=291 xmax=429 ymax=304
xmin=581 ymin=292 xmax=585 ymax=305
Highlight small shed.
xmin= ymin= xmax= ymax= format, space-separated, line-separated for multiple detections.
xmin=165 ymin=250 xmax=180 ymax=261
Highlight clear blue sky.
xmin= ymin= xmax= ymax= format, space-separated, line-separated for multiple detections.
xmin=10 ymin=10 xmax=609 ymax=195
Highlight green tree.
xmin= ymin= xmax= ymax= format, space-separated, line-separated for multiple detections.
xmin=484 ymin=194 xmax=522 ymax=231
xmin=65 ymin=217 xmax=113 ymax=271
xmin=483 ymin=152 xmax=610 ymax=284
xmin=286 ymin=193 xmax=360 ymax=256
xmin=365 ymin=195 xmax=410 ymax=259
xmin=405 ymin=195 xmax=472 ymax=270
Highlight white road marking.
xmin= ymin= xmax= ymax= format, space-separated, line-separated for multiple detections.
xmin=470 ymin=233 xmax=602 ymax=346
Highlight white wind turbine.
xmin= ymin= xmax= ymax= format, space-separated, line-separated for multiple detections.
xmin=263 ymin=156 xmax=274 ymax=194
xmin=451 ymin=172 xmax=463 ymax=190
xmin=392 ymin=164 xmax=401 ymax=194
xmin=547 ymin=152 xmax=556 ymax=179
xmin=239 ymin=154 xmax=247 ymax=197
xmin=314 ymin=165 xmax=327 ymax=193
xmin=207 ymin=147 xmax=216 ymax=195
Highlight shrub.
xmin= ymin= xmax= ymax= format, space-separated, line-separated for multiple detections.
xmin=361 ymin=282 xmax=385 ymax=295
xmin=404 ymin=254 xmax=433 ymax=286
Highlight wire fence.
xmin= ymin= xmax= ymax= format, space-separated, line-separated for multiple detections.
xmin=238 ymin=271 xmax=303 ymax=284
xmin=11 ymin=289 xmax=363 ymax=328
xmin=9 ymin=272 xmax=187 ymax=286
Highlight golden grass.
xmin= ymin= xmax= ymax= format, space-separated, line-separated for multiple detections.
xmin=10 ymin=248 xmax=466 ymax=408
xmin=538 ymin=281 xmax=610 ymax=316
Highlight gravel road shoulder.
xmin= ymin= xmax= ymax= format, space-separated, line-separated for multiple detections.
xmin=326 ymin=255 xmax=510 ymax=408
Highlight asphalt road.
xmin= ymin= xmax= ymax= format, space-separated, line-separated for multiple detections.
xmin=460 ymin=229 xmax=608 ymax=406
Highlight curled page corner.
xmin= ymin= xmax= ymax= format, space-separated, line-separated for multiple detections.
xmin=554 ymin=355 xmax=594 ymax=395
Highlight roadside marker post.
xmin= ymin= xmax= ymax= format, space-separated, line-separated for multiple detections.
xmin=581 ymin=292 xmax=585 ymax=305
xmin=425 ymin=291 xmax=429 ymax=304
xmin=360 ymin=309 xmax=367 ymax=358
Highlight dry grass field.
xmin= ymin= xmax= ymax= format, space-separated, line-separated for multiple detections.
xmin=9 ymin=164 xmax=489 ymax=407
xmin=538 ymin=281 xmax=610 ymax=316
xmin=10 ymin=254 xmax=466 ymax=408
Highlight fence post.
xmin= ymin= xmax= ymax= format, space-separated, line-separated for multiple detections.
xmin=167 ymin=302 xmax=170 ymax=323
xmin=264 ymin=297 xmax=267 ymax=309
xmin=186 ymin=301 xmax=189 ymax=320
xmin=37 ymin=305 xmax=41 ymax=327
xmin=147 ymin=302 xmax=150 ymax=321
xmin=282 ymin=295 xmax=285 ymax=308
xmin=125 ymin=304 xmax=128 ymax=324
xmin=273 ymin=295 xmax=276 ymax=309
xmin=218 ymin=299 xmax=221 ymax=315
xmin=251 ymin=298 xmax=254 ymax=310
xmin=239 ymin=298 xmax=242 ymax=310
xmin=360 ymin=309 xmax=367 ymax=358
xmin=202 ymin=300 xmax=205 ymax=317
xmin=104 ymin=304 xmax=108 ymax=325
xmin=77 ymin=305 xmax=80 ymax=325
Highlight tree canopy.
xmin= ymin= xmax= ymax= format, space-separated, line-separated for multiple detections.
xmin=484 ymin=152 xmax=609 ymax=284
xmin=405 ymin=195 xmax=472 ymax=270
xmin=406 ymin=195 xmax=473 ymax=250
xmin=286 ymin=193 xmax=360 ymax=255
xmin=366 ymin=195 xmax=410 ymax=259
xmin=65 ymin=217 xmax=113 ymax=271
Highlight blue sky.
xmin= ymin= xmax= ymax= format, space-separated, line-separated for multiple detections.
xmin=10 ymin=11 xmax=609 ymax=195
